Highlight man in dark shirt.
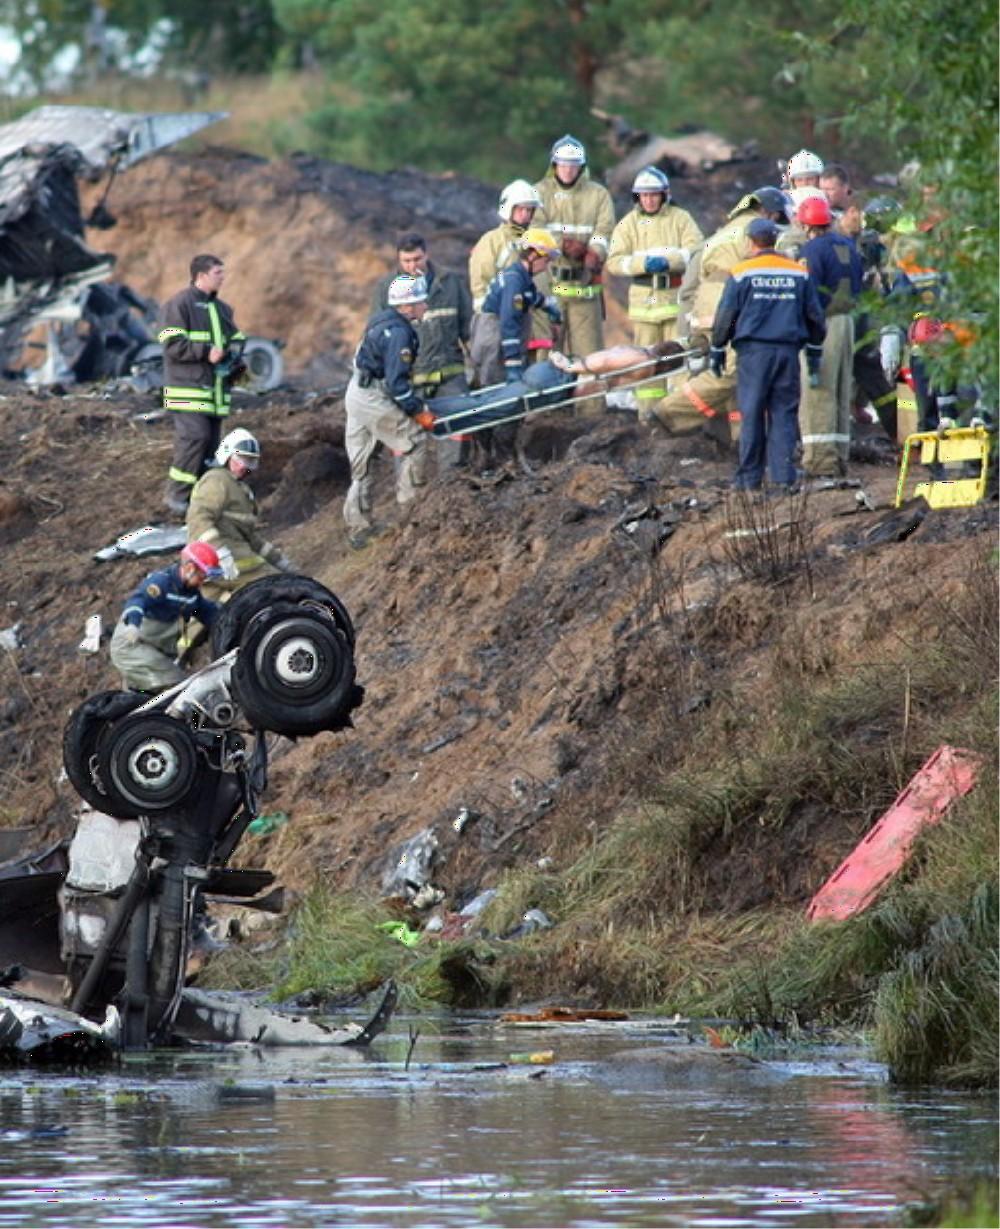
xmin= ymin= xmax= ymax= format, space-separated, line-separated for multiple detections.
xmin=711 ymin=218 xmax=826 ymax=491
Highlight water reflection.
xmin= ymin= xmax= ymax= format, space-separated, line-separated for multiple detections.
xmin=0 ymin=1019 xmax=995 ymax=1228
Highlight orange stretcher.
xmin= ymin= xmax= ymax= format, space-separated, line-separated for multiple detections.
xmin=807 ymin=745 xmax=982 ymax=922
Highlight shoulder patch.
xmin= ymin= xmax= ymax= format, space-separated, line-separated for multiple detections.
xmin=399 ymin=347 xmax=414 ymax=365
xmin=145 ymin=583 xmax=161 ymax=598
xmin=512 ymin=293 xmax=524 ymax=312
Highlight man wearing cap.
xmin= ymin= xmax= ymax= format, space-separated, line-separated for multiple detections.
xmin=343 ymin=274 xmax=435 ymax=548
xmin=647 ymin=187 xmax=790 ymax=449
xmin=109 ymin=543 xmax=222 ymax=692
xmin=710 ymin=218 xmax=826 ymax=491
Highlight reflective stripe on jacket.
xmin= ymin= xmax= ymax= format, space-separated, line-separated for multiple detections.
xmin=157 ymin=284 xmax=244 ymax=415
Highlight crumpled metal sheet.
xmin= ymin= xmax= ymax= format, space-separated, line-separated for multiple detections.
xmin=0 ymin=105 xmax=227 ymax=172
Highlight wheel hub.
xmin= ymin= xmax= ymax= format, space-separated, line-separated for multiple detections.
xmin=275 ymin=636 xmax=319 ymax=686
xmin=127 ymin=738 xmax=181 ymax=792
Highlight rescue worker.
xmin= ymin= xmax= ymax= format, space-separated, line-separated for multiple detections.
xmin=777 ymin=186 xmax=827 ymax=260
xmin=650 ymin=186 xmax=790 ymax=448
xmin=534 ymin=135 xmax=616 ymax=362
xmin=606 ymin=166 xmax=703 ymax=420
xmin=710 ymin=218 xmax=826 ymax=491
xmin=343 ymin=274 xmax=436 ymax=549
xmin=109 ymin=541 xmax=222 ymax=693
xmin=158 ymin=254 xmax=246 ymax=515
xmin=371 ymin=233 xmax=472 ymax=468
xmin=470 ymin=227 xmax=561 ymax=467
xmin=186 ymin=428 xmax=294 ymax=603
xmin=784 ymin=148 xmax=825 ymax=191
xmin=819 ymin=163 xmax=862 ymax=237
xmin=798 ymin=194 xmax=864 ymax=478
xmin=469 ymin=180 xmax=556 ymax=366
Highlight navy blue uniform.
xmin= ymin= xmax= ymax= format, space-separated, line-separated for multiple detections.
xmin=121 ymin=564 xmax=219 ymax=630
xmin=481 ymin=261 xmax=546 ymax=380
xmin=712 ymin=250 xmax=826 ymax=489
xmin=800 ymin=232 xmax=863 ymax=313
xmin=354 ymin=308 xmax=423 ymax=416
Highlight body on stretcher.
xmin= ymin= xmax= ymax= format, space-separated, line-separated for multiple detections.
xmin=429 ymin=361 xmax=574 ymax=438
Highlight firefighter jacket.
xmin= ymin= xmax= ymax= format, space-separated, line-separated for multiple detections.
xmin=712 ymin=251 xmax=826 ymax=355
xmin=353 ymin=308 xmax=423 ymax=417
xmin=187 ymin=467 xmax=284 ymax=578
xmin=534 ymin=168 xmax=615 ymax=302
xmin=685 ymin=206 xmax=758 ymax=331
xmin=371 ymin=263 xmax=471 ymax=386
xmin=157 ymin=284 xmax=245 ymax=416
xmin=480 ymin=260 xmax=546 ymax=377
xmin=800 ymin=232 xmax=863 ymax=315
xmin=607 ymin=203 xmax=704 ymax=326
xmin=120 ymin=564 xmax=218 ymax=633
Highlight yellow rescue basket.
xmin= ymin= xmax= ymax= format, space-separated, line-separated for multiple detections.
xmin=895 ymin=425 xmax=993 ymax=509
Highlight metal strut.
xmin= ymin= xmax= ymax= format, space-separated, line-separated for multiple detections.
xmin=432 ymin=347 xmax=706 ymax=438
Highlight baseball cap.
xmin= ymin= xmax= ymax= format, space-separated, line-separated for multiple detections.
xmin=747 ymin=217 xmax=779 ymax=245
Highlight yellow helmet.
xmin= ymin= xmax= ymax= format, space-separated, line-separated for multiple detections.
xmin=520 ymin=227 xmax=559 ymax=258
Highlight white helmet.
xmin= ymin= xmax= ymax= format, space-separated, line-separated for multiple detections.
xmin=632 ymin=165 xmax=671 ymax=200
xmin=787 ymin=149 xmax=825 ymax=180
xmin=550 ymin=133 xmax=586 ymax=165
xmin=216 ymin=428 xmax=260 ymax=469
xmin=498 ymin=178 xmax=542 ymax=223
xmin=789 ymin=185 xmax=827 ymax=211
xmin=387 ymin=274 xmax=428 ymax=306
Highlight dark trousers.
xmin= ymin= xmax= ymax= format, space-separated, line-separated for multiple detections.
xmin=733 ymin=341 xmax=800 ymax=489
xmin=853 ymin=344 xmax=898 ymax=441
xmin=165 ymin=412 xmax=222 ymax=508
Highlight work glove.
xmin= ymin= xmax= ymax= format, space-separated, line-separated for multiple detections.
xmin=808 ymin=368 xmax=823 ymax=389
xmin=806 ymin=344 xmax=823 ymax=388
xmin=644 ymin=254 xmax=669 ymax=274
xmin=879 ymin=326 xmax=902 ymax=383
xmin=120 ymin=624 xmax=141 ymax=646
xmin=708 ymin=347 xmax=726 ymax=378
xmin=583 ymin=248 xmax=604 ymax=273
xmin=543 ymin=296 xmax=562 ymax=325
xmin=561 ymin=237 xmax=588 ymax=261
xmin=215 ymin=545 xmax=238 ymax=580
xmin=413 ymin=408 xmax=437 ymax=431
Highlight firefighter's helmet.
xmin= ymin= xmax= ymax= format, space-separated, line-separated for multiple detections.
xmin=798 ymin=194 xmax=833 ymax=227
xmin=550 ymin=134 xmax=586 ymax=165
xmin=787 ymin=149 xmax=825 ymax=180
xmin=863 ymin=196 xmax=903 ymax=235
xmin=631 ymin=165 xmax=671 ymax=201
xmin=387 ymin=274 xmax=429 ymax=307
xmin=498 ymin=179 xmax=542 ymax=223
xmin=216 ymin=428 xmax=261 ymax=469
xmin=520 ymin=227 xmax=560 ymax=258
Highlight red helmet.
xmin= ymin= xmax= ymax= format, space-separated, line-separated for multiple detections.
xmin=798 ymin=195 xmax=833 ymax=226
xmin=181 ymin=541 xmax=223 ymax=578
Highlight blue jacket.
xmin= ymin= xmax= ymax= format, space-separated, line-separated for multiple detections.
xmin=354 ymin=308 xmax=423 ymax=416
xmin=481 ymin=259 xmax=546 ymax=376
xmin=121 ymin=564 xmax=219 ymax=630
xmin=800 ymin=232 xmax=863 ymax=314
xmin=712 ymin=250 xmax=826 ymax=353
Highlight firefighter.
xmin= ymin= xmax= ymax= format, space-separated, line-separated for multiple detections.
xmin=650 ymin=187 xmax=790 ymax=448
xmin=158 ymin=254 xmax=246 ymax=515
xmin=710 ymin=218 xmax=826 ymax=491
xmin=470 ymin=227 xmax=561 ymax=466
xmin=785 ymin=148 xmax=825 ymax=191
xmin=798 ymin=194 xmax=864 ymax=478
xmin=371 ymin=232 xmax=472 ymax=468
xmin=606 ymin=166 xmax=703 ymax=420
xmin=109 ymin=542 xmax=222 ymax=693
xmin=186 ymin=428 xmax=294 ymax=602
xmin=534 ymin=134 xmax=616 ymax=363
xmin=343 ymin=274 xmax=436 ymax=549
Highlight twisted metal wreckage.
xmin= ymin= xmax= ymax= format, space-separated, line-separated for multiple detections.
xmin=0 ymin=104 xmax=283 ymax=390
xmin=0 ymin=575 xmax=399 ymax=1060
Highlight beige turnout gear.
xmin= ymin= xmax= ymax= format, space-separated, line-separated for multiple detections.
xmin=109 ymin=617 xmax=186 ymax=693
xmin=534 ymin=168 xmax=615 ymax=358
xmin=800 ymin=313 xmax=854 ymax=476
xmin=469 ymin=221 xmax=555 ymax=363
xmin=650 ymin=206 xmax=758 ymax=448
xmin=343 ymin=375 xmax=429 ymax=532
xmin=186 ymin=466 xmax=281 ymax=597
xmin=607 ymin=202 xmax=703 ymax=404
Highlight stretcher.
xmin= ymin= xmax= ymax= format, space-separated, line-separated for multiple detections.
xmin=894 ymin=424 xmax=994 ymax=508
xmin=428 ymin=351 xmax=702 ymax=438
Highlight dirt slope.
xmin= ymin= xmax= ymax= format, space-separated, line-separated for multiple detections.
xmin=0 ymin=370 xmax=993 ymax=918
